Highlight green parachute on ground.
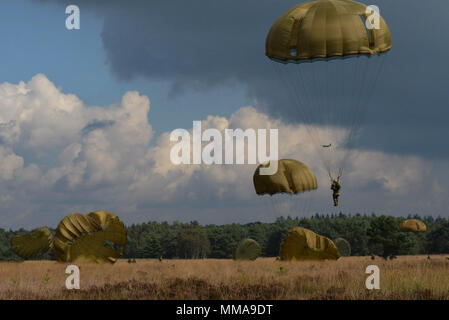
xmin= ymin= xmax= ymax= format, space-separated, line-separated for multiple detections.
xmin=253 ymin=159 xmax=317 ymax=195
xmin=54 ymin=211 xmax=127 ymax=263
xmin=280 ymin=227 xmax=339 ymax=261
xmin=334 ymin=237 xmax=351 ymax=257
xmin=10 ymin=227 xmax=53 ymax=258
xmin=400 ymin=219 xmax=427 ymax=232
xmin=234 ymin=238 xmax=261 ymax=261
xmin=10 ymin=211 xmax=127 ymax=264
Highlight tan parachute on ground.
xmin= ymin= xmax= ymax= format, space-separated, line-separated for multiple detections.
xmin=10 ymin=227 xmax=53 ymax=258
xmin=280 ymin=227 xmax=339 ymax=260
xmin=400 ymin=219 xmax=427 ymax=232
xmin=266 ymin=0 xmax=392 ymax=62
xmin=253 ymin=159 xmax=317 ymax=195
xmin=53 ymin=211 xmax=127 ymax=263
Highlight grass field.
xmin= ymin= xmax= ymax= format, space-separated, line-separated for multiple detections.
xmin=1 ymin=255 xmax=449 ymax=299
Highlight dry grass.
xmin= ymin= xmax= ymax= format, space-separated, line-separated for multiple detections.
xmin=1 ymin=255 xmax=449 ymax=299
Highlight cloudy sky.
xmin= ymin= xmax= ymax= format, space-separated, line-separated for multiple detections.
xmin=0 ymin=0 xmax=447 ymax=229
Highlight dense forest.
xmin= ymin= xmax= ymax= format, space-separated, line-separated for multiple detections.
xmin=2 ymin=214 xmax=449 ymax=261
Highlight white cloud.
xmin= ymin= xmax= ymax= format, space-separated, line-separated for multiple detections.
xmin=0 ymin=74 xmax=447 ymax=228
xmin=0 ymin=146 xmax=24 ymax=180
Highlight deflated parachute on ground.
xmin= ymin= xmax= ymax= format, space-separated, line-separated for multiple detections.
xmin=253 ymin=159 xmax=317 ymax=195
xmin=10 ymin=227 xmax=53 ymax=258
xmin=234 ymin=238 xmax=261 ymax=261
xmin=400 ymin=219 xmax=427 ymax=232
xmin=54 ymin=211 xmax=127 ymax=263
xmin=280 ymin=227 xmax=339 ymax=260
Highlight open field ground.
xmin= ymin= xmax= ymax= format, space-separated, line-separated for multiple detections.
xmin=1 ymin=255 xmax=449 ymax=299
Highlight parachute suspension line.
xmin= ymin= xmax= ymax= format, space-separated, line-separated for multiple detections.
xmin=272 ymin=62 xmax=326 ymax=172
xmin=268 ymin=196 xmax=279 ymax=221
xmin=315 ymin=61 xmax=332 ymax=161
xmin=324 ymin=60 xmax=331 ymax=128
xmin=294 ymin=64 xmax=326 ymax=156
xmin=272 ymin=63 xmax=324 ymax=180
xmin=340 ymin=56 xmax=369 ymax=175
xmin=266 ymin=192 xmax=316 ymax=219
xmin=337 ymin=59 xmax=351 ymax=166
xmin=268 ymin=195 xmax=285 ymax=221
xmin=318 ymin=60 xmax=329 ymax=173
xmin=314 ymin=60 xmax=331 ymax=172
xmin=294 ymin=64 xmax=324 ymax=141
xmin=294 ymin=192 xmax=314 ymax=218
xmin=327 ymin=167 xmax=334 ymax=182
xmin=319 ymin=60 xmax=341 ymax=180
xmin=339 ymin=54 xmax=389 ymax=173
xmin=356 ymin=55 xmax=389 ymax=141
xmin=271 ymin=195 xmax=281 ymax=217
xmin=348 ymin=56 xmax=371 ymax=143
xmin=300 ymin=190 xmax=315 ymax=217
xmin=294 ymin=64 xmax=333 ymax=173
xmin=313 ymin=58 xmax=356 ymax=177
xmin=343 ymin=56 xmax=364 ymax=147
xmin=340 ymin=57 xmax=368 ymax=170
xmin=296 ymin=59 xmax=337 ymax=177
xmin=336 ymin=55 xmax=370 ymax=174
xmin=271 ymin=63 xmax=314 ymax=139
xmin=321 ymin=54 xmax=373 ymax=178
xmin=364 ymin=54 xmax=389 ymax=116
xmin=271 ymin=53 xmax=388 ymax=183
xmin=288 ymin=64 xmax=316 ymax=128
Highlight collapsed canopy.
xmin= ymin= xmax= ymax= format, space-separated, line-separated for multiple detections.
xmin=280 ymin=227 xmax=339 ymax=260
xmin=10 ymin=227 xmax=53 ymax=258
xmin=400 ymin=219 xmax=427 ymax=232
xmin=253 ymin=159 xmax=317 ymax=195
xmin=54 ymin=211 xmax=127 ymax=263
xmin=266 ymin=0 xmax=392 ymax=62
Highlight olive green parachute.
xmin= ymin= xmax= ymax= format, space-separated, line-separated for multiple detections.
xmin=10 ymin=227 xmax=53 ymax=258
xmin=265 ymin=0 xmax=392 ymax=183
xmin=266 ymin=0 xmax=392 ymax=62
xmin=234 ymin=238 xmax=261 ymax=261
xmin=253 ymin=159 xmax=317 ymax=195
xmin=280 ymin=227 xmax=339 ymax=260
xmin=54 ymin=211 xmax=127 ymax=263
xmin=400 ymin=219 xmax=427 ymax=233
xmin=334 ymin=237 xmax=351 ymax=257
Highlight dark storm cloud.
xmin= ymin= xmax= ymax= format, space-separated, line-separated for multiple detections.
xmin=42 ymin=0 xmax=449 ymax=158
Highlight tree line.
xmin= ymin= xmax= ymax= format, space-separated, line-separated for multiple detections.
xmin=2 ymin=213 xmax=449 ymax=261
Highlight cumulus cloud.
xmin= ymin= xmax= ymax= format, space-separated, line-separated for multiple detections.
xmin=0 ymin=74 xmax=447 ymax=229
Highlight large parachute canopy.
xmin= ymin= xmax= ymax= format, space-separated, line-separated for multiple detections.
xmin=400 ymin=219 xmax=427 ymax=233
xmin=266 ymin=0 xmax=392 ymax=183
xmin=10 ymin=227 xmax=53 ymax=259
xmin=266 ymin=0 xmax=391 ymax=62
xmin=280 ymin=227 xmax=339 ymax=260
xmin=54 ymin=211 xmax=127 ymax=263
xmin=234 ymin=238 xmax=261 ymax=261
